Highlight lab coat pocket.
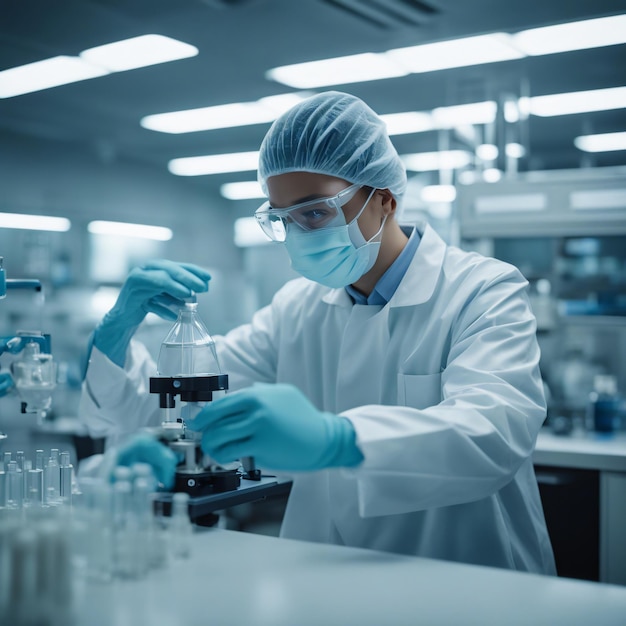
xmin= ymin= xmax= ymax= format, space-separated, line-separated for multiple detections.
xmin=397 ymin=373 xmax=442 ymax=409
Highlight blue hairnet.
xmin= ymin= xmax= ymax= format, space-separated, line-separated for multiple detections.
xmin=257 ymin=91 xmax=407 ymax=202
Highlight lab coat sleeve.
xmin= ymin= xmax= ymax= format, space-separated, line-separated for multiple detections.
xmin=343 ymin=268 xmax=546 ymax=518
xmin=79 ymin=340 xmax=162 ymax=448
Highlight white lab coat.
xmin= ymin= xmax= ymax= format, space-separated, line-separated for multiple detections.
xmin=80 ymin=224 xmax=556 ymax=574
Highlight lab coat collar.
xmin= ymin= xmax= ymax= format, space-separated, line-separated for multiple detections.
xmin=321 ymin=222 xmax=445 ymax=308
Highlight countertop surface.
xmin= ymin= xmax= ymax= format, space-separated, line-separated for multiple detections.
xmin=534 ymin=429 xmax=626 ymax=471
xmin=75 ymin=527 xmax=626 ymax=626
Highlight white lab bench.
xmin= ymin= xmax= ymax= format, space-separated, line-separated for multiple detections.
xmin=534 ymin=429 xmax=626 ymax=585
xmin=75 ymin=527 xmax=626 ymax=626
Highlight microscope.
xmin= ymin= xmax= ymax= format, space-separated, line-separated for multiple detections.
xmin=0 ymin=257 xmax=56 ymax=428
xmin=148 ymin=297 xmax=260 ymax=498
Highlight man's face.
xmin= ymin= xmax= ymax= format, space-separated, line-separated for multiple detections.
xmin=266 ymin=172 xmax=384 ymax=240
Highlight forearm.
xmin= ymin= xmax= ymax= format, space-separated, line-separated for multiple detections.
xmin=93 ymin=315 xmax=141 ymax=368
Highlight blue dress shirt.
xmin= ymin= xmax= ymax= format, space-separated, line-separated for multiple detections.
xmin=345 ymin=226 xmax=419 ymax=306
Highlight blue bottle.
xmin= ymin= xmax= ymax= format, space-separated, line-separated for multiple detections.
xmin=588 ymin=375 xmax=623 ymax=434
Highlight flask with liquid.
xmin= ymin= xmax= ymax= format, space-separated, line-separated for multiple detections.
xmin=156 ymin=297 xmax=222 ymax=377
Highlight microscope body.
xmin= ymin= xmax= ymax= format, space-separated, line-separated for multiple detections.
xmin=149 ymin=373 xmax=260 ymax=497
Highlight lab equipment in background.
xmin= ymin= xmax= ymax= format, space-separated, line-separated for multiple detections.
xmin=587 ymin=375 xmax=624 ymax=434
xmin=1 ymin=450 xmax=197 ymax=625
xmin=0 ymin=256 xmax=56 ymax=436
xmin=149 ymin=297 xmax=260 ymax=498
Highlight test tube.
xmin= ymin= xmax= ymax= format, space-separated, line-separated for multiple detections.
xmin=15 ymin=451 xmax=25 ymax=471
xmin=0 ymin=469 xmax=6 ymax=507
xmin=45 ymin=453 xmax=60 ymax=505
xmin=112 ymin=480 xmax=140 ymax=579
xmin=22 ymin=459 xmax=32 ymax=501
xmin=26 ymin=469 xmax=44 ymax=507
xmin=59 ymin=452 xmax=73 ymax=505
xmin=170 ymin=491 xmax=192 ymax=559
xmin=7 ymin=461 xmax=23 ymax=508
xmin=35 ymin=449 xmax=45 ymax=471
xmin=3 ymin=452 xmax=11 ymax=468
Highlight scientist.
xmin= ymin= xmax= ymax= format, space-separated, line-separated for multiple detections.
xmin=80 ymin=91 xmax=556 ymax=574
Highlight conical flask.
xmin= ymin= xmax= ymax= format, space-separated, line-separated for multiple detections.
xmin=157 ymin=300 xmax=222 ymax=377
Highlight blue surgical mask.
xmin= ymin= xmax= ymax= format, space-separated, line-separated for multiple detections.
xmin=284 ymin=188 xmax=386 ymax=288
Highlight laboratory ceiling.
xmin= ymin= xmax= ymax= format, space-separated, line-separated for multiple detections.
xmin=1 ymin=0 xmax=625 ymax=195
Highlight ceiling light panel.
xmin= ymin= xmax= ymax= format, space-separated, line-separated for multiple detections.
xmin=401 ymin=150 xmax=473 ymax=171
xmin=168 ymin=151 xmax=260 ymax=176
xmin=265 ymin=53 xmax=408 ymax=89
xmin=431 ymin=101 xmax=497 ymax=127
xmin=87 ymin=220 xmax=172 ymax=241
xmin=80 ymin=34 xmax=198 ymax=72
xmin=385 ymin=34 xmax=524 ymax=74
xmin=221 ymin=181 xmax=265 ymax=200
xmin=574 ymin=131 xmax=626 ymax=153
xmin=141 ymin=93 xmax=309 ymax=134
xmin=528 ymin=87 xmax=626 ymax=116
xmin=0 ymin=212 xmax=71 ymax=231
xmin=513 ymin=14 xmax=626 ymax=56
xmin=380 ymin=112 xmax=435 ymax=135
xmin=0 ymin=56 xmax=109 ymax=98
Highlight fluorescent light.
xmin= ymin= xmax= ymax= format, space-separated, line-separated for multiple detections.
xmin=221 ymin=181 xmax=265 ymax=200
xmin=88 ymin=220 xmax=172 ymax=241
xmin=574 ymin=131 xmax=626 ymax=152
xmin=386 ymin=34 xmax=524 ymax=74
xmin=431 ymin=101 xmax=497 ymax=127
xmin=0 ymin=56 xmax=109 ymax=98
xmin=528 ymin=87 xmax=626 ymax=116
xmin=483 ymin=168 xmax=503 ymax=183
xmin=0 ymin=212 xmax=71 ymax=231
xmin=168 ymin=151 xmax=259 ymax=176
xmin=234 ymin=217 xmax=272 ymax=247
xmin=421 ymin=185 xmax=457 ymax=203
xmin=401 ymin=150 xmax=472 ymax=171
xmin=80 ymin=35 xmax=198 ymax=72
xmin=380 ymin=112 xmax=434 ymax=135
xmin=265 ymin=53 xmax=407 ymax=89
xmin=513 ymin=14 xmax=626 ymax=56
xmin=141 ymin=93 xmax=308 ymax=134
xmin=476 ymin=144 xmax=499 ymax=161
xmin=505 ymin=143 xmax=526 ymax=158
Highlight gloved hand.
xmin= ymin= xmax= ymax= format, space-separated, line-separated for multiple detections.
xmin=114 ymin=432 xmax=179 ymax=489
xmin=0 ymin=337 xmax=21 ymax=398
xmin=0 ymin=336 xmax=23 ymax=355
xmin=0 ymin=371 xmax=14 ymax=397
xmin=187 ymin=383 xmax=364 ymax=471
xmin=93 ymin=260 xmax=211 ymax=367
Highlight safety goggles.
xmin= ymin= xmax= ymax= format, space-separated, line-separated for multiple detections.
xmin=254 ymin=183 xmax=363 ymax=242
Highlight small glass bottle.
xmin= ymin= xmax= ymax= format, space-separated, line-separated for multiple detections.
xmin=587 ymin=374 xmax=623 ymax=434
xmin=157 ymin=297 xmax=222 ymax=377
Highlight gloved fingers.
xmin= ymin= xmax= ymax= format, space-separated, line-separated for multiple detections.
xmin=187 ymin=391 xmax=260 ymax=431
xmin=206 ymin=435 xmax=254 ymax=466
xmin=143 ymin=295 xmax=183 ymax=321
xmin=125 ymin=268 xmax=195 ymax=302
xmin=177 ymin=262 xmax=213 ymax=284
xmin=139 ymin=260 xmax=211 ymax=294
xmin=116 ymin=433 xmax=178 ymax=489
xmin=199 ymin=417 xmax=258 ymax=455
xmin=1 ymin=337 xmax=23 ymax=354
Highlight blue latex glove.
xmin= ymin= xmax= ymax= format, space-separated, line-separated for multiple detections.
xmin=93 ymin=260 xmax=211 ymax=367
xmin=0 ymin=336 xmax=23 ymax=355
xmin=115 ymin=433 xmax=178 ymax=489
xmin=0 ymin=371 xmax=14 ymax=397
xmin=187 ymin=383 xmax=364 ymax=471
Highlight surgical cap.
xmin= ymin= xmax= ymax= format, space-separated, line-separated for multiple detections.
xmin=257 ymin=91 xmax=407 ymax=202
